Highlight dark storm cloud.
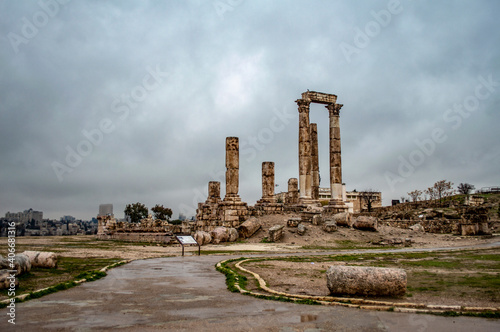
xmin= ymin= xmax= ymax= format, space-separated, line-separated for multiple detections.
xmin=1 ymin=0 xmax=499 ymax=219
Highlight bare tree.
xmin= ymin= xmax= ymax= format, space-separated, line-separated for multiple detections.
xmin=360 ymin=189 xmax=379 ymax=212
xmin=425 ymin=187 xmax=436 ymax=205
xmin=408 ymin=190 xmax=423 ymax=203
xmin=457 ymin=183 xmax=475 ymax=196
xmin=433 ymin=180 xmax=454 ymax=205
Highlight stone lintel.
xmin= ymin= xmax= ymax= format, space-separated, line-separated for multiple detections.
xmin=301 ymin=91 xmax=337 ymax=105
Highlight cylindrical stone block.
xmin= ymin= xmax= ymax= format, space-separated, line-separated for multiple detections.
xmin=327 ymin=103 xmax=344 ymax=203
xmin=226 ymin=137 xmax=239 ymax=169
xmin=310 ymin=123 xmax=319 ymax=200
xmin=225 ymin=137 xmax=239 ymax=196
xmin=288 ymin=178 xmax=298 ymax=192
xmin=262 ymin=161 xmax=275 ymax=199
xmin=297 ymin=99 xmax=312 ymax=199
xmin=226 ymin=169 xmax=238 ymax=196
xmin=208 ymin=181 xmax=220 ymax=199
xmin=326 ymin=265 xmax=406 ymax=297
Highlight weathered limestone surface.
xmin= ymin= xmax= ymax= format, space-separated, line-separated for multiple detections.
xmin=301 ymin=91 xmax=337 ymax=104
xmin=296 ymin=91 xmax=348 ymax=211
xmin=310 ymin=123 xmax=320 ymax=201
xmin=297 ymin=223 xmax=306 ymax=235
xmin=262 ymin=162 xmax=275 ymax=201
xmin=409 ymin=223 xmax=425 ymax=232
xmin=23 ymin=251 xmax=58 ymax=268
xmin=325 ymin=102 xmax=347 ymax=213
xmin=0 ymin=254 xmax=31 ymax=275
xmin=353 ymin=216 xmax=378 ymax=231
xmin=287 ymin=218 xmax=301 ymax=227
xmin=459 ymin=218 xmax=490 ymax=235
xmin=210 ymin=226 xmax=239 ymax=244
xmin=478 ymin=222 xmax=491 ymax=235
xmin=322 ymin=221 xmax=338 ymax=233
xmin=220 ymin=137 xmax=249 ymax=224
xmin=225 ymin=137 xmax=240 ymax=198
xmin=0 ymin=269 xmax=18 ymax=290
xmin=326 ymin=265 xmax=407 ymax=297
xmin=238 ymin=218 xmax=261 ymax=238
xmin=297 ymin=99 xmax=312 ymax=202
xmin=332 ymin=212 xmax=353 ymax=228
xmin=312 ymin=214 xmax=323 ymax=226
xmin=286 ymin=178 xmax=299 ymax=206
xmin=193 ymin=231 xmax=212 ymax=245
xmin=268 ymin=225 xmax=284 ymax=242
xmin=255 ymin=162 xmax=283 ymax=214
xmin=211 ymin=227 xmax=229 ymax=244
xmin=228 ymin=227 xmax=239 ymax=242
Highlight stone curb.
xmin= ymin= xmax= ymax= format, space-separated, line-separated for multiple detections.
xmin=221 ymin=257 xmax=500 ymax=315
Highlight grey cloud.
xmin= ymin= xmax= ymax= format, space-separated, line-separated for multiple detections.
xmin=1 ymin=0 xmax=499 ymax=219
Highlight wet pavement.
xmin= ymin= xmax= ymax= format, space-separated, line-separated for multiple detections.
xmin=1 ymin=250 xmax=499 ymax=331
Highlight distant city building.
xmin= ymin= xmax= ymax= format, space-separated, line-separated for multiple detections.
xmin=61 ymin=215 xmax=76 ymax=222
xmin=5 ymin=208 xmax=43 ymax=222
xmin=98 ymin=204 xmax=113 ymax=217
xmin=275 ymin=188 xmax=382 ymax=213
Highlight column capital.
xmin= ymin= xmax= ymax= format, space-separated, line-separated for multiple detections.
xmin=296 ymin=98 xmax=311 ymax=113
xmin=326 ymin=103 xmax=343 ymax=116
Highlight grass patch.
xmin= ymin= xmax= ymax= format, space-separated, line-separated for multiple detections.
xmin=0 ymin=256 xmax=122 ymax=300
xmin=215 ymin=258 xmax=248 ymax=293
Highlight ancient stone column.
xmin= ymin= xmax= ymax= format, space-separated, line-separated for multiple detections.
xmin=225 ymin=137 xmax=240 ymax=200
xmin=208 ymin=181 xmax=221 ymax=203
xmin=326 ymin=103 xmax=345 ymax=207
xmin=287 ymin=178 xmax=299 ymax=205
xmin=296 ymin=98 xmax=312 ymax=202
xmin=310 ymin=123 xmax=320 ymax=201
xmin=261 ymin=162 xmax=276 ymax=202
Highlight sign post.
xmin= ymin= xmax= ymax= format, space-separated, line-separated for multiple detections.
xmin=175 ymin=235 xmax=200 ymax=256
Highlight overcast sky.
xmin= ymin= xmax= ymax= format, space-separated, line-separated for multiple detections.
xmin=1 ymin=0 xmax=499 ymax=220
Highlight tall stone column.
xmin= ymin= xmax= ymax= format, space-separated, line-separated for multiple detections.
xmin=287 ymin=178 xmax=299 ymax=205
xmin=310 ymin=123 xmax=320 ymax=201
xmin=208 ymin=181 xmax=221 ymax=203
xmin=224 ymin=137 xmax=240 ymax=201
xmin=261 ymin=162 xmax=276 ymax=202
xmin=326 ymin=103 xmax=346 ymax=210
xmin=219 ymin=136 xmax=248 ymax=225
xmin=296 ymin=98 xmax=312 ymax=202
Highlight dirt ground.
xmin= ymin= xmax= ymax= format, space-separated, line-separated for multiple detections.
xmin=1 ymin=214 xmax=498 ymax=309
xmin=242 ymin=254 xmax=499 ymax=308
xmin=2 ymin=214 xmax=498 ymax=260
xmin=2 ymin=213 xmax=498 ymax=260
xmin=239 ymin=213 xmax=499 ymax=249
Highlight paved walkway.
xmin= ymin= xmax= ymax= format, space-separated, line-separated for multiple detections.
xmin=1 ymin=248 xmax=499 ymax=331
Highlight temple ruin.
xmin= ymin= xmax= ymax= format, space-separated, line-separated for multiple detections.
xmin=99 ymin=90 xmax=354 ymax=239
xmin=295 ymin=91 xmax=348 ymax=213
xmin=195 ymin=90 xmax=351 ymax=230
